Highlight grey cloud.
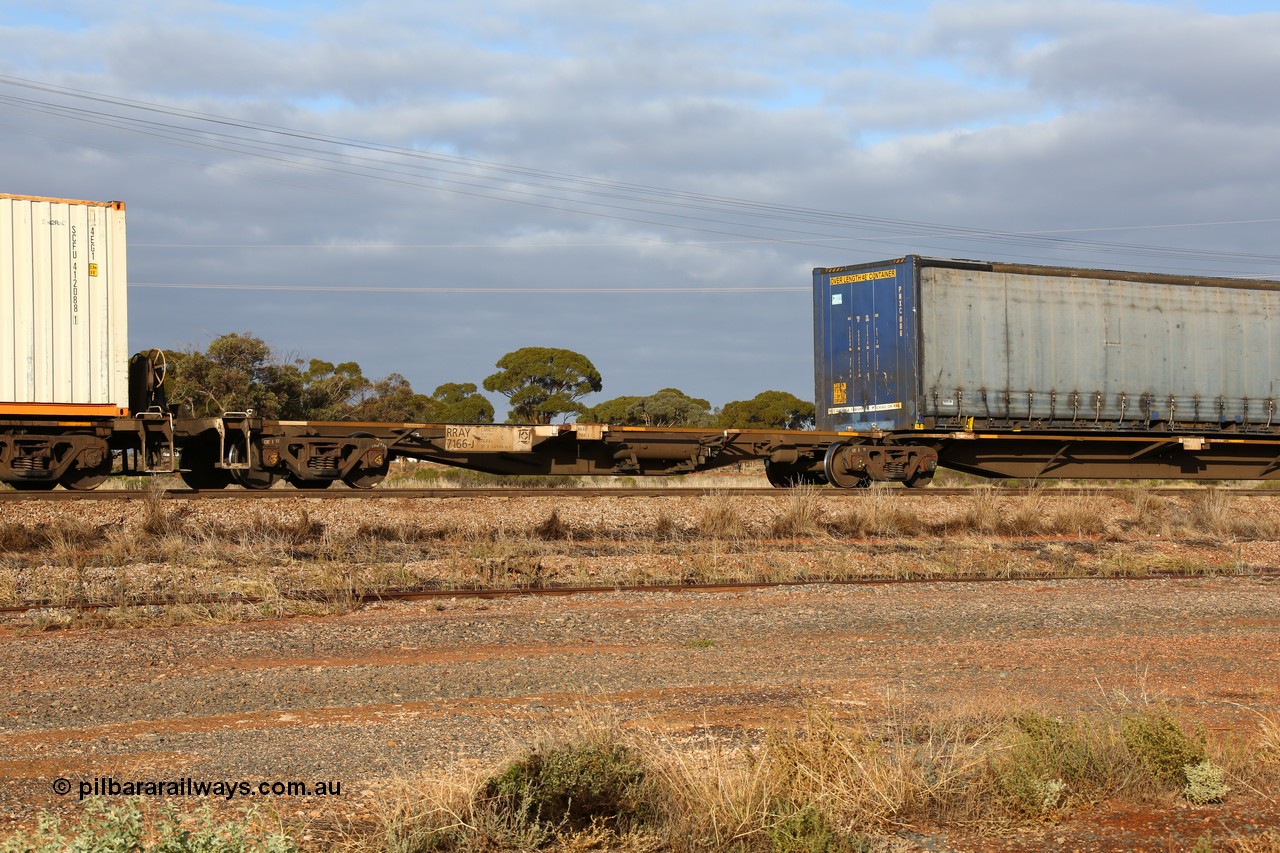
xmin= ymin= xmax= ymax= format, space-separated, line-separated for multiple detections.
xmin=923 ymin=2 xmax=1280 ymax=122
xmin=1022 ymin=15 xmax=1280 ymax=120
xmin=824 ymin=69 xmax=1046 ymax=134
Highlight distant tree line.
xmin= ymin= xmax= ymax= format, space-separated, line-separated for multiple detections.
xmin=164 ymin=333 xmax=494 ymax=423
xmin=163 ymin=335 xmax=814 ymax=429
xmin=579 ymin=387 xmax=814 ymax=430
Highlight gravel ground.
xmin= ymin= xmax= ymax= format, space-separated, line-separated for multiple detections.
xmin=6 ymin=490 xmax=1280 ymax=614
xmin=1 ymin=564 xmax=1278 ymax=850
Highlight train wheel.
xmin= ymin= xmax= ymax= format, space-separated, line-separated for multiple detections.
xmin=178 ymin=446 xmax=232 ymax=490
xmin=6 ymin=479 xmax=58 ymax=491
xmin=60 ymin=457 xmax=113 ymax=491
xmin=341 ymin=432 xmax=388 ymax=490
xmin=342 ymin=467 xmax=387 ymax=490
xmin=229 ymin=444 xmax=281 ymax=490
xmin=902 ymin=451 xmax=938 ymax=488
xmin=822 ymin=442 xmax=872 ymax=489
xmin=764 ymin=459 xmax=793 ymax=488
xmin=765 ymin=459 xmax=819 ymax=488
xmin=903 ymin=470 xmax=934 ymax=488
xmin=287 ymin=475 xmax=332 ymax=490
xmin=179 ymin=467 xmax=233 ymax=490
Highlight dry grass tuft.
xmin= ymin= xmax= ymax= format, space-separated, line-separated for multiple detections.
xmin=1260 ymin=711 xmax=1280 ymax=766
xmin=769 ymin=487 xmax=826 ymax=538
xmin=533 ymin=509 xmax=573 ymax=541
xmin=0 ymin=517 xmax=103 ymax=557
xmin=1230 ymin=707 xmax=1280 ymax=793
xmin=946 ymin=488 xmax=1112 ymax=538
xmin=1197 ymin=488 xmax=1241 ymax=537
xmin=956 ymin=485 xmax=1006 ymax=534
xmin=1118 ymin=487 xmax=1171 ymax=534
xmin=1002 ymin=489 xmax=1049 ymax=536
xmin=215 ymin=509 xmax=325 ymax=547
xmin=0 ymin=522 xmax=46 ymax=552
xmin=1044 ymin=491 xmax=1110 ymax=537
xmin=140 ymin=487 xmax=190 ymax=539
xmin=352 ymin=520 xmax=446 ymax=543
xmin=1186 ymin=488 xmax=1280 ymax=539
xmin=697 ymin=492 xmax=747 ymax=539
xmin=652 ymin=511 xmax=684 ymax=542
xmin=1192 ymin=489 xmax=1280 ymax=539
xmin=831 ymin=485 xmax=924 ymax=538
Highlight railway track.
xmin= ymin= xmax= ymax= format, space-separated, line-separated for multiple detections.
xmin=3 ymin=568 xmax=1277 ymax=616
xmin=3 ymin=485 xmax=1280 ymax=501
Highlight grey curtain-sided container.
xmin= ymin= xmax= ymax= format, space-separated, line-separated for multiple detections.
xmin=814 ymin=256 xmax=1280 ymax=434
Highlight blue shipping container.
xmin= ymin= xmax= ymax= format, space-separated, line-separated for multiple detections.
xmin=813 ymin=257 xmax=920 ymax=432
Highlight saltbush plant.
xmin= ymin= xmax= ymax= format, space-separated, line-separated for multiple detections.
xmin=1120 ymin=709 xmax=1207 ymax=789
xmin=0 ymin=800 xmax=295 ymax=853
xmin=480 ymin=738 xmax=655 ymax=836
xmin=989 ymin=711 xmax=1132 ymax=818
xmin=1183 ymin=760 xmax=1230 ymax=805
xmin=766 ymin=804 xmax=874 ymax=853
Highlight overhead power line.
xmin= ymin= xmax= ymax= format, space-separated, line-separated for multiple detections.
xmin=2 ymin=74 xmax=1278 ymax=275
xmin=131 ymin=282 xmax=807 ymax=293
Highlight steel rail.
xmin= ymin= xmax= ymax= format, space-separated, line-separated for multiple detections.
xmin=3 ymin=485 xmax=1280 ymax=501
xmin=3 ymin=569 xmax=1277 ymax=617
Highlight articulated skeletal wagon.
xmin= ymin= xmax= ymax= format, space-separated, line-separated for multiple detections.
xmin=4 ymin=193 xmax=1279 ymax=491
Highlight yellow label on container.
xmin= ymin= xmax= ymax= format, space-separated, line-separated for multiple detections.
xmin=832 ymin=382 xmax=847 ymax=405
xmin=830 ymin=269 xmax=896 ymax=285
xmin=88 ymin=263 xmax=99 ymax=277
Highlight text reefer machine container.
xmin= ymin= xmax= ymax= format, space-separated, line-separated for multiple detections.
xmin=814 ymin=256 xmax=1280 ymax=435
xmin=1 ymin=192 xmax=129 ymax=416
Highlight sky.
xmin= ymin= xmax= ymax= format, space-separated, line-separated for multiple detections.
xmin=2 ymin=0 xmax=1278 ymax=416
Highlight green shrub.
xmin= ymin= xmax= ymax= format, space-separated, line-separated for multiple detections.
xmin=1183 ymin=760 xmax=1230 ymax=804
xmin=481 ymin=740 xmax=654 ymax=834
xmin=991 ymin=712 xmax=1122 ymax=817
xmin=766 ymin=804 xmax=873 ymax=853
xmin=0 ymin=799 xmax=296 ymax=853
xmin=1121 ymin=710 xmax=1206 ymax=789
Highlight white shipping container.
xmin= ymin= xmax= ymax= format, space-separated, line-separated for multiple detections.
xmin=1 ymin=193 xmax=128 ymax=415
